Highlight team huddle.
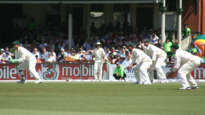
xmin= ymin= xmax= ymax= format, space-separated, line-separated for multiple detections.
xmin=10 ymin=40 xmax=202 ymax=90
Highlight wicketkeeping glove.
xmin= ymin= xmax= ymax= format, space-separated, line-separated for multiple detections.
xmin=8 ymin=59 xmax=19 ymax=64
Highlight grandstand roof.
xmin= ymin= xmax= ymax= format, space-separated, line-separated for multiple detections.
xmin=0 ymin=0 xmax=153 ymax=4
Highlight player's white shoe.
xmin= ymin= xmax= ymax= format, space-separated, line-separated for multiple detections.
xmin=34 ymin=80 xmax=42 ymax=84
xmin=191 ymin=86 xmax=199 ymax=89
xmin=17 ymin=80 xmax=25 ymax=84
xmin=159 ymin=79 xmax=168 ymax=84
xmin=178 ymin=87 xmax=191 ymax=90
xmin=143 ymin=81 xmax=152 ymax=85
xmin=143 ymin=83 xmax=152 ymax=85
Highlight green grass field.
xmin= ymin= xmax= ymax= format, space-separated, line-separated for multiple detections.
xmin=0 ymin=82 xmax=205 ymax=115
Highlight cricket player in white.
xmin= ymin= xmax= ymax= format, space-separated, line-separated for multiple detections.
xmin=142 ymin=40 xmax=167 ymax=83
xmin=9 ymin=41 xmax=41 ymax=83
xmin=169 ymin=45 xmax=201 ymax=90
xmin=92 ymin=42 xmax=105 ymax=81
xmin=128 ymin=45 xmax=152 ymax=85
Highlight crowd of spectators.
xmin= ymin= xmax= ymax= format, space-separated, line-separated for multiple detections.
xmin=0 ymin=16 xmax=197 ymax=65
xmin=0 ymin=27 xmax=182 ymax=66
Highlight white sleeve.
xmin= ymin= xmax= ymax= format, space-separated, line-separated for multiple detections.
xmin=151 ymin=48 xmax=156 ymax=61
xmin=135 ymin=51 xmax=142 ymax=65
xmin=131 ymin=52 xmax=136 ymax=65
xmin=131 ymin=51 xmax=141 ymax=65
xmin=16 ymin=49 xmax=26 ymax=63
xmin=141 ymin=44 xmax=146 ymax=51
xmin=101 ymin=49 xmax=105 ymax=57
xmin=91 ymin=49 xmax=95 ymax=56
xmin=173 ymin=55 xmax=181 ymax=71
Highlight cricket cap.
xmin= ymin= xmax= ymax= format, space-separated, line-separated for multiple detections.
xmin=12 ymin=40 xmax=21 ymax=45
xmin=96 ymin=42 xmax=101 ymax=45
xmin=171 ymin=44 xmax=179 ymax=49
xmin=144 ymin=39 xmax=150 ymax=43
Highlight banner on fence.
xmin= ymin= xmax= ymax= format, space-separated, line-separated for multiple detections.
xmin=0 ymin=63 xmax=204 ymax=81
xmin=0 ymin=63 xmax=94 ymax=80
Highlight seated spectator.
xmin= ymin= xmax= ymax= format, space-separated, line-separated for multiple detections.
xmin=32 ymin=48 xmax=41 ymax=59
xmin=79 ymin=48 xmax=93 ymax=61
xmin=113 ymin=61 xmax=126 ymax=80
xmin=70 ymin=48 xmax=80 ymax=60
xmin=4 ymin=52 xmax=12 ymax=63
xmin=5 ymin=47 xmax=13 ymax=57
xmin=46 ymin=52 xmax=56 ymax=62
xmin=41 ymin=47 xmax=49 ymax=62
xmin=104 ymin=47 xmax=111 ymax=61
xmin=50 ymin=49 xmax=56 ymax=60
xmin=84 ymin=51 xmax=93 ymax=61
xmin=113 ymin=54 xmax=121 ymax=64
xmin=57 ymin=48 xmax=68 ymax=62
xmin=66 ymin=48 xmax=72 ymax=57
xmin=78 ymin=47 xmax=87 ymax=61
xmin=121 ymin=51 xmax=132 ymax=69
xmin=119 ymin=46 xmax=127 ymax=58
xmin=150 ymin=33 xmax=159 ymax=45
xmin=119 ymin=54 xmax=126 ymax=63
xmin=0 ymin=49 xmax=6 ymax=63
xmin=108 ymin=47 xmax=118 ymax=64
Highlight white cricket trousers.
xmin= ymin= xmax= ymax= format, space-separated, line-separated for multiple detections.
xmin=94 ymin=61 xmax=103 ymax=80
xmin=178 ymin=60 xmax=200 ymax=88
xmin=134 ymin=61 xmax=152 ymax=84
xmin=17 ymin=56 xmax=40 ymax=80
xmin=154 ymin=54 xmax=167 ymax=80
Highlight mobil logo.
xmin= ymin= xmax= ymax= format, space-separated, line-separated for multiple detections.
xmin=37 ymin=63 xmax=60 ymax=80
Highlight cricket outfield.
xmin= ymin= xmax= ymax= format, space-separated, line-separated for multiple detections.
xmin=0 ymin=83 xmax=204 ymax=115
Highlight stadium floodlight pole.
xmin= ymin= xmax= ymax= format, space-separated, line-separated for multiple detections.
xmin=177 ymin=0 xmax=183 ymax=48
xmin=161 ymin=0 xmax=166 ymax=46
xmin=68 ymin=9 xmax=72 ymax=50
xmin=154 ymin=0 xmax=166 ymax=46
